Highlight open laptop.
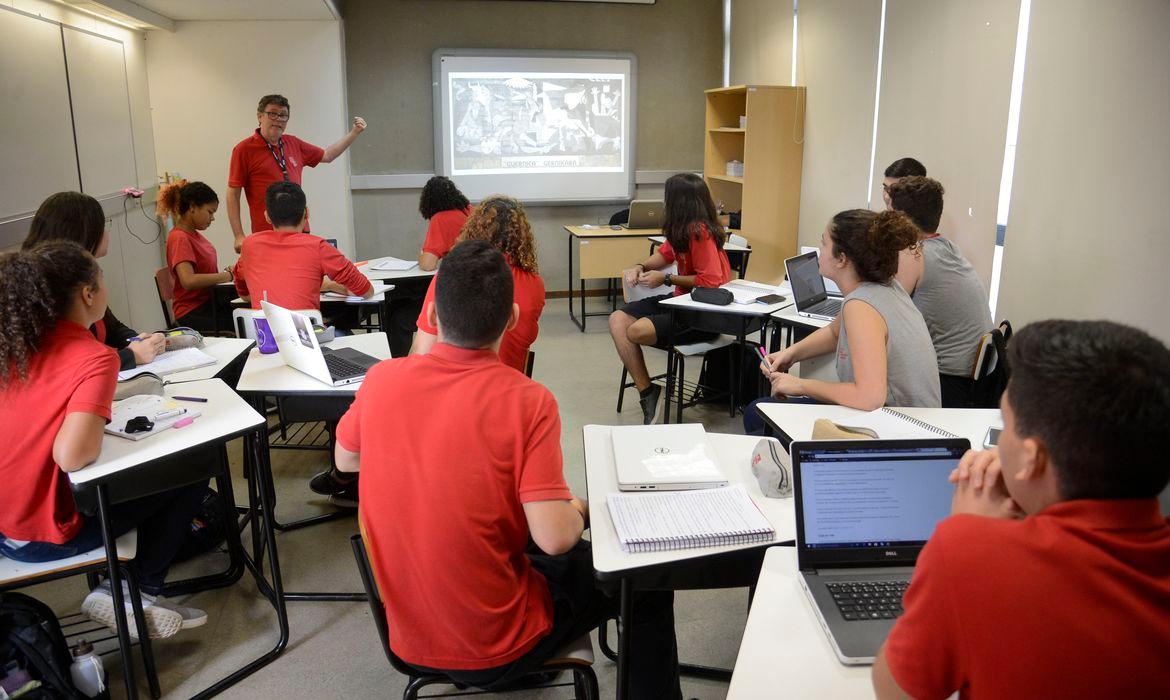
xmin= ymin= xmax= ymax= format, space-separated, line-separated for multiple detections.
xmin=621 ymin=200 xmax=663 ymax=229
xmin=792 ymin=438 xmax=969 ymax=664
xmin=612 ymin=423 xmax=729 ymax=491
xmin=260 ymin=301 xmax=380 ymax=387
xmin=785 ymin=251 xmax=844 ymax=321
xmin=800 ymin=246 xmax=843 ymax=297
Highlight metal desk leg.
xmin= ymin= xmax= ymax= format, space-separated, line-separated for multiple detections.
xmin=617 ymin=578 xmax=632 ymax=700
xmin=568 ymin=235 xmax=586 ymax=332
xmin=95 ymin=486 xmax=138 ymax=700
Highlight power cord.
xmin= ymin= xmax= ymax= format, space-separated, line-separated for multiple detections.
xmin=121 ymin=195 xmax=163 ymax=245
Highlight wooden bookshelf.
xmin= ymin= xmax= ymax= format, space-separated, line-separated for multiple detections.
xmin=704 ymin=85 xmax=805 ymax=284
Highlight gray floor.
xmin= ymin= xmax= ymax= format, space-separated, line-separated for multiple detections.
xmin=28 ymin=298 xmax=760 ymax=699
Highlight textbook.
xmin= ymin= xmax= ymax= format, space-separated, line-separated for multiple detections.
xmin=606 ymin=485 xmax=775 ymax=553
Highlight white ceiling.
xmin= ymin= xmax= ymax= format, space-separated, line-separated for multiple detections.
xmin=119 ymin=0 xmax=338 ymax=23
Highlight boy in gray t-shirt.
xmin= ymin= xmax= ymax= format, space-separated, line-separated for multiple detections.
xmin=888 ymin=176 xmax=993 ymax=407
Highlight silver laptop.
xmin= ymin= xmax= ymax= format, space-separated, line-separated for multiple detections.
xmin=785 ymin=251 xmax=844 ymax=321
xmin=800 ymin=246 xmax=843 ymax=297
xmin=260 ymin=301 xmax=380 ymax=387
xmin=793 ymin=438 xmax=969 ymax=664
xmin=621 ymin=200 xmax=663 ymax=229
xmin=612 ymin=424 xmax=729 ymax=491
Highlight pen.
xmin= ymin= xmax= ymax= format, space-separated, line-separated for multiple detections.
xmin=173 ymin=396 xmax=208 ymax=403
xmin=153 ymin=408 xmax=186 ymax=421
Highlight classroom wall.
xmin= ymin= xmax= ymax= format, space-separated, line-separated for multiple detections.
xmin=729 ymin=0 xmax=792 ymax=87
xmin=995 ymin=0 xmax=1170 ymax=343
xmin=2 ymin=0 xmax=163 ymax=330
xmin=342 ymin=0 xmax=723 ymax=291
xmin=145 ymin=20 xmax=355 ymax=265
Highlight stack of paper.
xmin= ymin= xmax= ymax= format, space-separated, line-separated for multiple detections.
xmin=371 ymin=257 xmax=417 ymax=271
xmin=724 ymin=279 xmax=781 ymax=304
xmin=606 ymin=485 xmax=775 ymax=553
xmin=323 ymin=281 xmax=393 ymax=301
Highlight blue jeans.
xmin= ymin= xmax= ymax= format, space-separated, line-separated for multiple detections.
xmin=0 ymin=482 xmax=207 ymax=594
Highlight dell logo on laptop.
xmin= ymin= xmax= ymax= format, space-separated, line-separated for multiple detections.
xmin=884 ymin=551 xmax=898 ymax=557
xmin=654 ymin=446 xmax=671 ymax=454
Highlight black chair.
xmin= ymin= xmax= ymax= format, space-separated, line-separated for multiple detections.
xmin=971 ymin=320 xmax=1013 ymax=408
xmin=525 ymin=350 xmax=536 ymax=378
xmin=350 ymin=534 xmax=599 ymax=700
xmin=608 ymin=209 xmax=630 ymax=226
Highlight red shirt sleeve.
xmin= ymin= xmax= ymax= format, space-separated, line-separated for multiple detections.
xmin=658 ymin=240 xmax=676 ymax=265
xmin=228 ymin=141 xmax=248 ymax=188
xmin=517 ymin=389 xmax=572 ymax=503
xmin=415 ymin=277 xmax=438 ymax=334
xmin=687 ymin=226 xmax=731 ymax=288
xmin=295 ymin=136 xmax=325 ymax=169
xmin=883 ymin=518 xmax=967 ymax=699
xmin=320 ymin=241 xmax=372 ymax=296
xmin=67 ymin=351 xmax=119 ymax=422
xmin=421 ymin=216 xmax=451 ymax=257
xmin=166 ymin=231 xmax=196 ymax=282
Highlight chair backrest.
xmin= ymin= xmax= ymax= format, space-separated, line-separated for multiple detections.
xmin=971 ymin=320 xmax=1013 ymax=408
xmin=525 ymin=350 xmax=536 ymax=378
xmin=232 ymin=308 xmax=323 ymax=339
xmin=350 ymin=533 xmax=420 ymax=678
xmin=154 ymin=268 xmax=175 ymax=328
xmin=608 ymin=208 xmax=630 ymax=226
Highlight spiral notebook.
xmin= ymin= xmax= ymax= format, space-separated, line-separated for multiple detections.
xmin=844 ymin=408 xmax=959 ymax=439
xmin=606 ymin=485 xmax=775 ymax=553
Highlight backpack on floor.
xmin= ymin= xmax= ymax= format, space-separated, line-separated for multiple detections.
xmin=173 ymin=487 xmax=229 ymax=563
xmin=0 ymin=591 xmax=84 ymax=699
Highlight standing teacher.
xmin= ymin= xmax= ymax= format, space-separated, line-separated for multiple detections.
xmin=227 ymin=94 xmax=367 ymax=252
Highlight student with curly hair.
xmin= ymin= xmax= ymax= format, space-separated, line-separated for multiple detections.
xmin=311 ymin=195 xmax=545 ymax=503
xmin=0 ymin=242 xmax=206 ymax=638
xmin=608 ymin=172 xmax=732 ymax=424
xmin=417 ymin=175 xmax=472 ymax=271
xmin=158 ymin=180 xmax=234 ymax=332
xmin=746 ymin=210 xmax=940 ymax=433
xmin=23 ymin=192 xmax=166 ymax=371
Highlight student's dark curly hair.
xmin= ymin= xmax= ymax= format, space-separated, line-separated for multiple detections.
xmin=662 ymin=173 xmax=725 ymax=254
xmin=1 ymin=242 xmax=102 ymax=386
xmin=887 ymin=176 xmax=944 ymax=233
xmin=418 ymin=176 xmax=470 ymax=220
xmin=456 ymin=195 xmax=538 ymax=274
xmin=828 ymin=209 xmax=921 ymax=284
xmin=23 ymin=192 xmax=105 ymax=255
xmin=157 ymin=180 xmax=219 ymax=219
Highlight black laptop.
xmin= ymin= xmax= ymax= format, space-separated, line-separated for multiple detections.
xmin=792 ymin=438 xmax=969 ymax=664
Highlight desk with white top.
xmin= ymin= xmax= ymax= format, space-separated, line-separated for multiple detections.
xmin=583 ymin=425 xmax=795 ymax=699
xmin=236 ymin=333 xmax=392 ymax=601
xmin=69 ymin=379 xmax=279 ymax=700
xmin=163 ymin=336 xmax=255 ymax=384
xmin=727 ymin=547 xmax=874 ymax=699
xmin=757 ymin=402 xmax=1002 ymax=449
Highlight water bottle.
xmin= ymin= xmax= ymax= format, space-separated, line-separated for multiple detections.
xmin=69 ymin=640 xmax=106 ymax=698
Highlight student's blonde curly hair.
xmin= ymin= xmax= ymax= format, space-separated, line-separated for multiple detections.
xmin=456 ymin=195 xmax=538 ymax=274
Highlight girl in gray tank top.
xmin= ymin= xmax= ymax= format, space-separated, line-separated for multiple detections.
xmin=760 ymin=209 xmax=941 ymax=409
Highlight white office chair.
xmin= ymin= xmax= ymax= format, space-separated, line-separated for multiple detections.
xmin=232 ymin=307 xmax=323 ymax=340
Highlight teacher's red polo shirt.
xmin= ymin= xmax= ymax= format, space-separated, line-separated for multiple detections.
xmin=0 ymin=321 xmax=117 ymax=543
xmin=884 ymin=499 xmax=1170 ymax=699
xmin=336 ymin=343 xmax=572 ymax=670
xmin=228 ymin=129 xmax=324 ymax=232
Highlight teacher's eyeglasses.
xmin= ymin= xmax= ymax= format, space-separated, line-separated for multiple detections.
xmin=263 ymin=111 xmax=290 ymax=121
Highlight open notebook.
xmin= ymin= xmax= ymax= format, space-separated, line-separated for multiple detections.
xmin=606 ymin=485 xmax=774 ymax=553
xmin=117 ymin=347 xmax=216 ymax=381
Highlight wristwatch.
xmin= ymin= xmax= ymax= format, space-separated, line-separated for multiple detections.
xmin=664 ymin=272 xmax=673 ymax=286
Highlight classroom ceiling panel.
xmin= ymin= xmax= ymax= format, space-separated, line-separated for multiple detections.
xmin=117 ymin=0 xmax=338 ymax=22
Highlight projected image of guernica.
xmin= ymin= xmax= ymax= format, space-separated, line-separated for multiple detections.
xmin=450 ymin=75 xmax=624 ymax=175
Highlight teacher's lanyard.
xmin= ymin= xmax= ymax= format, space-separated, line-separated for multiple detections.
xmin=265 ymin=139 xmax=290 ymax=181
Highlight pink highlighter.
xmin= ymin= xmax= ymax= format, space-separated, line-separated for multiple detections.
xmin=173 ymin=416 xmax=196 ymax=429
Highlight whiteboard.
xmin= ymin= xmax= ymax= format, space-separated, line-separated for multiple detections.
xmin=63 ymin=27 xmax=137 ymax=198
xmin=0 ymin=9 xmax=80 ymax=220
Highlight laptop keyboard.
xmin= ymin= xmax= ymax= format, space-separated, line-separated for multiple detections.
xmin=811 ymin=298 xmax=843 ymax=316
xmin=826 ymin=580 xmax=909 ymax=620
xmin=323 ymin=353 xmax=367 ymax=380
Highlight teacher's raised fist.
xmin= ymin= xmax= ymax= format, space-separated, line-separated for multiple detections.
xmin=352 ymin=116 xmax=367 ymax=132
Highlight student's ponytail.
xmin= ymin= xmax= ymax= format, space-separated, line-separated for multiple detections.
xmin=828 ymin=209 xmax=920 ymax=284
xmin=156 ymin=180 xmax=218 ymax=220
xmin=0 ymin=242 xmax=102 ymax=386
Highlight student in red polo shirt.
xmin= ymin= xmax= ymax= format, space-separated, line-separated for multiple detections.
xmin=22 ymin=192 xmax=166 ymax=372
xmin=417 ymin=175 xmax=472 ymax=271
xmin=159 ymin=180 xmax=234 ymax=333
xmin=873 ymin=319 xmax=1170 ymax=699
xmin=233 ymin=181 xmax=372 ymax=310
xmin=0 ymin=242 xmax=207 ymax=639
xmin=334 ymin=241 xmax=681 ymax=697
xmin=226 ymin=93 xmax=367 ymax=252
xmin=608 ymin=172 xmax=732 ymax=424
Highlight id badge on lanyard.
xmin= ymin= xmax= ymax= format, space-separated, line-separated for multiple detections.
xmin=266 ymin=139 xmax=290 ymax=182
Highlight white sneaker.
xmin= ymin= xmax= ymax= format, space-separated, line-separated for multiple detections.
xmin=141 ymin=593 xmax=207 ymax=630
xmin=81 ymin=585 xmax=183 ymax=640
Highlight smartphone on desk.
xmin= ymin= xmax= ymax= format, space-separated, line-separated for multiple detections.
xmin=756 ymin=294 xmax=786 ymax=305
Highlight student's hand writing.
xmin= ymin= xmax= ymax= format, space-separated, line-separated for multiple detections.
xmin=765 ymin=349 xmax=795 ymax=374
xmin=129 ymin=332 xmax=166 ymax=365
xmin=949 ymin=448 xmax=1023 ymax=519
xmin=638 ymin=269 xmax=666 ymax=288
xmin=769 ymin=372 xmax=802 ymax=400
